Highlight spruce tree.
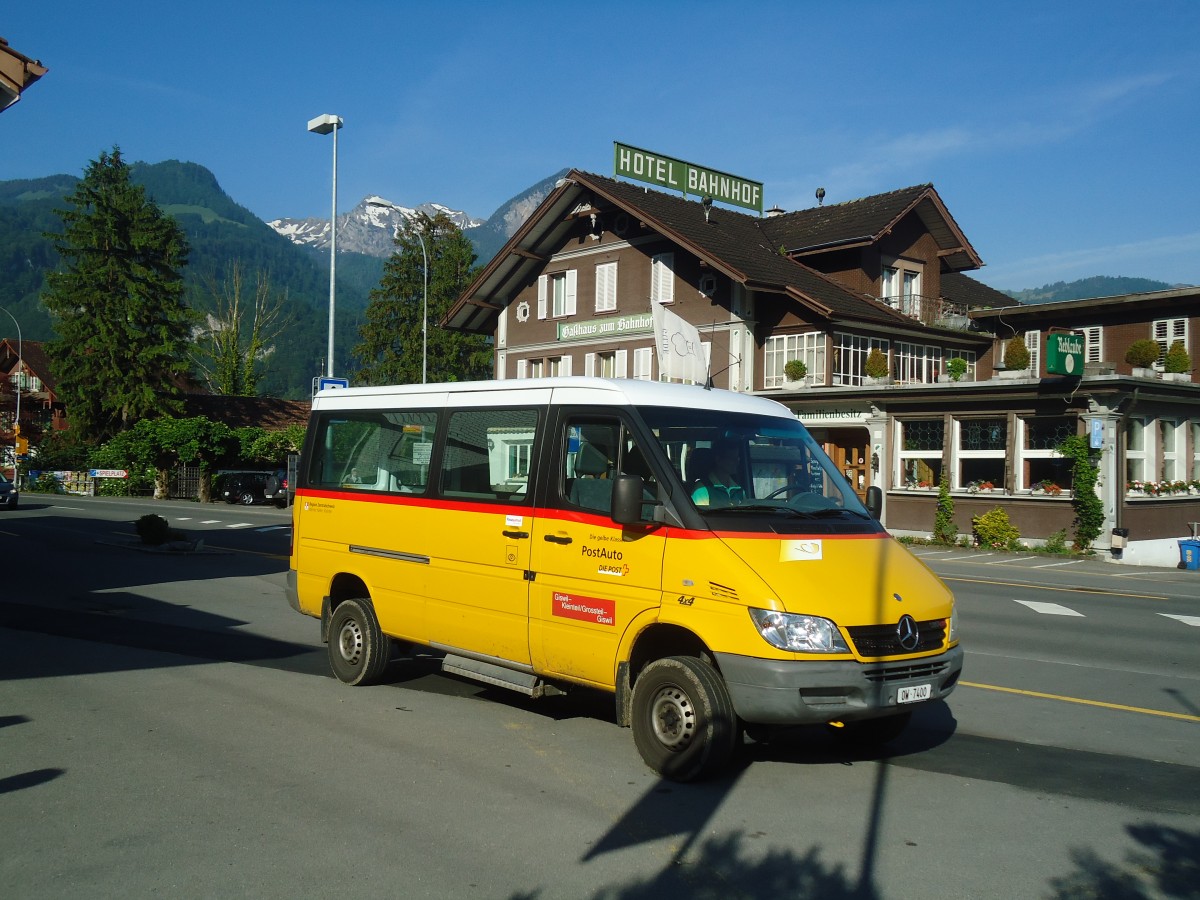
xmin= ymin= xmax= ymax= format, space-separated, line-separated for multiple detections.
xmin=42 ymin=147 xmax=194 ymax=442
xmin=353 ymin=212 xmax=491 ymax=385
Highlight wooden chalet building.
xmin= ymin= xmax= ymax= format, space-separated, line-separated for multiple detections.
xmin=446 ymin=170 xmax=1199 ymax=562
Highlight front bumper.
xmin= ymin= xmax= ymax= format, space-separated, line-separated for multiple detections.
xmin=715 ymin=644 xmax=963 ymax=725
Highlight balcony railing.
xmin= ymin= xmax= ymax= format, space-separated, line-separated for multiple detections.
xmin=880 ymin=294 xmax=970 ymax=329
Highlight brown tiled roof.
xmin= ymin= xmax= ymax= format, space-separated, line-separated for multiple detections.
xmin=1 ymin=339 xmax=57 ymax=392
xmin=941 ymin=272 xmax=1017 ymax=309
xmin=557 ymin=172 xmax=915 ymax=327
xmin=759 ymin=184 xmax=933 ymax=251
xmin=758 ymin=183 xmax=983 ymax=270
xmin=445 ymin=169 xmax=982 ymax=336
xmin=183 ymin=394 xmax=309 ymax=430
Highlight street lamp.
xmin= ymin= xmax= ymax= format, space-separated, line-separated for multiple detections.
xmin=0 ymin=304 xmax=21 ymax=470
xmin=366 ymin=200 xmax=428 ymax=384
xmin=307 ymin=113 xmax=343 ymax=378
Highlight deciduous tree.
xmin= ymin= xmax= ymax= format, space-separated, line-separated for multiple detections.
xmin=193 ymin=261 xmax=290 ymax=395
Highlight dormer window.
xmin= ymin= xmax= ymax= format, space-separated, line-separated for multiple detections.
xmin=881 ymin=260 xmax=923 ymax=321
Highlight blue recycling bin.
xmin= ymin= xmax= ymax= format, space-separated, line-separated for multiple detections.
xmin=1180 ymin=539 xmax=1200 ymax=571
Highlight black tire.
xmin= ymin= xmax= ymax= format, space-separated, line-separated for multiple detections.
xmin=830 ymin=711 xmax=912 ymax=746
xmin=327 ymin=598 xmax=391 ymax=686
xmin=630 ymin=655 xmax=739 ymax=782
xmin=238 ymin=491 xmax=256 ymax=506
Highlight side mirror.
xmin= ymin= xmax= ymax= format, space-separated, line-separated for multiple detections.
xmin=612 ymin=474 xmax=648 ymax=525
xmin=865 ymin=485 xmax=883 ymax=520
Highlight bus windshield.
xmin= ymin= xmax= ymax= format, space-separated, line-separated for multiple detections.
xmin=638 ymin=405 xmax=872 ymax=522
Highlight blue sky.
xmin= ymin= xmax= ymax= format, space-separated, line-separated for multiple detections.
xmin=4 ymin=1 xmax=1198 ymax=290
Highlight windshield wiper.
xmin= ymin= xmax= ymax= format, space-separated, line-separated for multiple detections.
xmin=703 ymin=504 xmax=852 ymax=519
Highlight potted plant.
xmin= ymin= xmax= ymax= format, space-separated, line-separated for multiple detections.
xmin=1125 ymin=339 xmax=1160 ymax=377
xmin=864 ymin=347 xmax=891 ymax=384
xmin=783 ymin=359 xmax=808 ymax=386
xmin=1162 ymin=340 xmax=1191 ymax=382
xmin=998 ymin=334 xmax=1032 ymax=378
xmin=944 ymin=356 xmax=968 ymax=383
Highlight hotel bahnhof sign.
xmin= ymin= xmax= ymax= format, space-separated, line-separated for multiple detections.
xmin=614 ymin=142 xmax=764 ymax=213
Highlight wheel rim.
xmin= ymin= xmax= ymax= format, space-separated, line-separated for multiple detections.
xmin=648 ymin=683 xmax=696 ymax=751
xmin=240 ymin=493 xmax=255 ymax=505
xmin=336 ymin=618 xmax=364 ymax=666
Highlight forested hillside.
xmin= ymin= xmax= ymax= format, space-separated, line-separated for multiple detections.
xmin=1003 ymin=276 xmax=1181 ymax=304
xmin=0 ymin=162 xmax=376 ymax=398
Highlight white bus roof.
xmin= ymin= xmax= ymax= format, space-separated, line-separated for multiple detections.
xmin=311 ymin=377 xmax=796 ymax=418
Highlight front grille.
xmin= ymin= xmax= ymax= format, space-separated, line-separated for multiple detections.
xmin=846 ymin=618 xmax=945 ymax=657
xmin=863 ymin=661 xmax=949 ymax=683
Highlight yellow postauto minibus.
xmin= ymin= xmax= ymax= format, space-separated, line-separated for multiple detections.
xmin=287 ymin=377 xmax=961 ymax=781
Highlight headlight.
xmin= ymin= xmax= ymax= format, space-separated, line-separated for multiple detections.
xmin=748 ymin=608 xmax=850 ymax=653
xmin=948 ymin=603 xmax=959 ymax=644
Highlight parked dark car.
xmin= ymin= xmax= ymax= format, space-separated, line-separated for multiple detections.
xmin=0 ymin=472 xmax=17 ymax=510
xmin=215 ymin=471 xmax=286 ymax=507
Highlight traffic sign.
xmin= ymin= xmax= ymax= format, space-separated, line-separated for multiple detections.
xmin=313 ymin=376 xmax=350 ymax=396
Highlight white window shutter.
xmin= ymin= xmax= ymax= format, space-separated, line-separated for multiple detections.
xmin=1026 ymin=330 xmax=1041 ymax=374
xmin=561 ymin=355 xmax=573 ymax=376
xmin=652 ymin=253 xmax=675 ymax=304
xmin=537 ymin=275 xmax=548 ymax=320
xmin=615 ymin=349 xmax=628 ymax=377
xmin=516 ymin=358 xmax=527 ymax=379
xmin=584 ymin=353 xmax=595 ymax=376
xmin=633 ymin=347 xmax=652 ymax=380
xmin=565 ymin=269 xmax=578 ymax=315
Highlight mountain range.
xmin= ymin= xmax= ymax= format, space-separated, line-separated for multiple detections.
xmin=0 ymin=161 xmax=567 ymax=398
xmin=0 ymin=159 xmax=1185 ymax=399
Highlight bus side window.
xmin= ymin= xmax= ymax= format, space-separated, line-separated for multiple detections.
xmin=440 ymin=408 xmax=538 ymax=502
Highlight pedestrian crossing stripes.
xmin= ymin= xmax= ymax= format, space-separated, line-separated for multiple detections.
xmin=1013 ymin=599 xmax=1086 ymax=617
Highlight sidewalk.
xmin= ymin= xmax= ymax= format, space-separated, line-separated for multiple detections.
xmin=896 ymin=533 xmax=1199 ymax=572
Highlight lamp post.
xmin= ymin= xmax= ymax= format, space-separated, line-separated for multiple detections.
xmin=0 ymin=304 xmax=21 ymax=471
xmin=307 ymin=113 xmax=343 ymax=378
xmin=366 ymin=200 xmax=428 ymax=384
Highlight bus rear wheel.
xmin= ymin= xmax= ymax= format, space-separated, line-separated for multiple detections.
xmin=631 ymin=655 xmax=738 ymax=782
xmin=328 ymin=598 xmax=390 ymax=686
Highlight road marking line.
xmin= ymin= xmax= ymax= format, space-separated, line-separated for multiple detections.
xmin=1013 ymin=599 xmax=1084 ymax=616
xmin=1159 ymin=613 xmax=1200 ymax=627
xmin=1030 ymin=560 xmax=1084 ymax=568
xmin=226 ymin=523 xmax=254 ymax=529
xmin=175 ymin=517 xmax=193 ymax=521
xmin=961 ymin=681 xmax=1200 ymax=723
xmin=200 ymin=520 xmax=221 ymax=524
xmin=255 ymin=525 xmax=289 ymax=533
xmin=942 ymin=575 xmax=1168 ymax=601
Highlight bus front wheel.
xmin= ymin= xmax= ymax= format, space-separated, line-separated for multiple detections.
xmin=328 ymin=598 xmax=390 ymax=686
xmin=631 ymin=655 xmax=738 ymax=782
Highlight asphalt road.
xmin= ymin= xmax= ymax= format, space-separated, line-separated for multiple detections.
xmin=1 ymin=495 xmax=1196 ymax=898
